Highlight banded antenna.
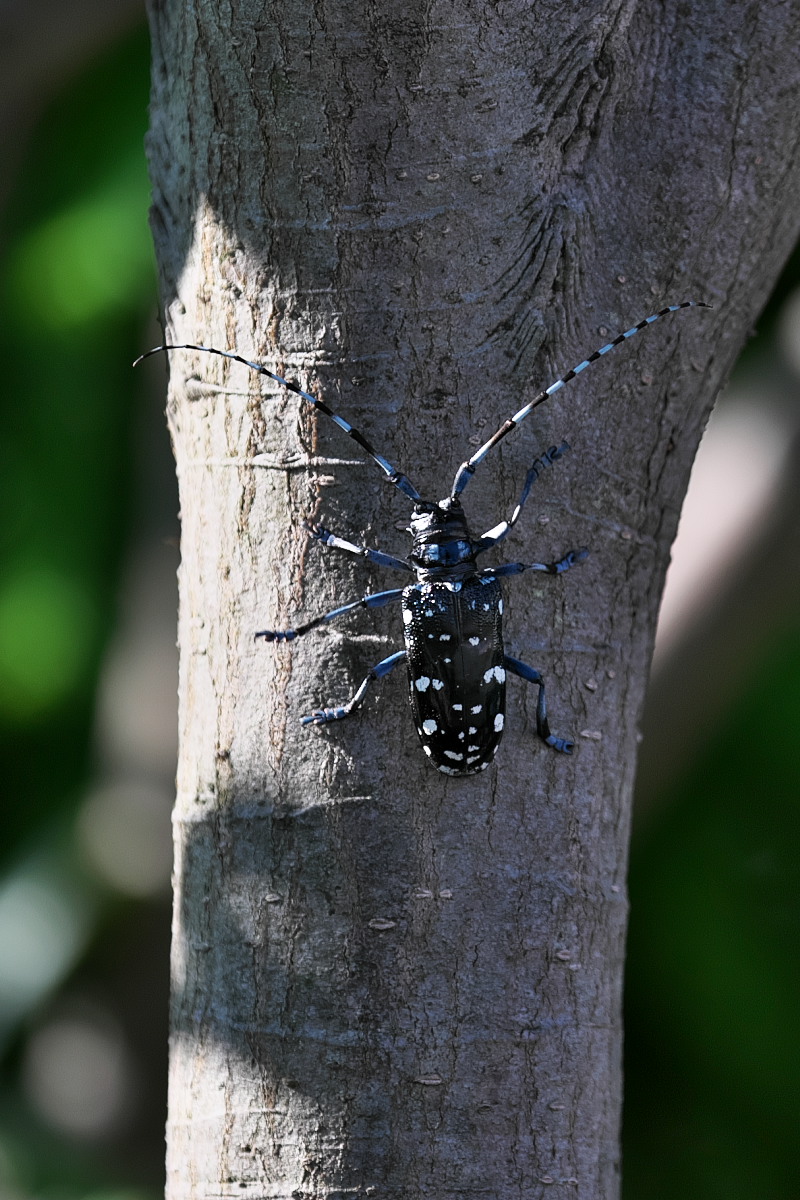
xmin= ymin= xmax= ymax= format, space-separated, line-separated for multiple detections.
xmin=449 ymin=301 xmax=712 ymax=502
xmin=133 ymin=343 xmax=424 ymax=504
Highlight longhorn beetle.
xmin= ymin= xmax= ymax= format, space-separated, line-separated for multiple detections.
xmin=136 ymin=301 xmax=710 ymax=776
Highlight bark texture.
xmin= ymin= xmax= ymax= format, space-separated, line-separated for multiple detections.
xmin=143 ymin=0 xmax=800 ymax=1195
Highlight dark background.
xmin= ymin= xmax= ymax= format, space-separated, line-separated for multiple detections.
xmin=0 ymin=15 xmax=797 ymax=1199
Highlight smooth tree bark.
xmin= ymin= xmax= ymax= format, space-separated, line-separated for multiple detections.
xmin=142 ymin=0 xmax=800 ymax=1195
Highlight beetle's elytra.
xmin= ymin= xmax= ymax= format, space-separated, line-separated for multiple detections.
xmin=136 ymin=300 xmax=710 ymax=775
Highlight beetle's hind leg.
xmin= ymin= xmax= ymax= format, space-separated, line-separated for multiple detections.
xmin=504 ymin=655 xmax=574 ymax=754
xmin=302 ymin=650 xmax=406 ymax=726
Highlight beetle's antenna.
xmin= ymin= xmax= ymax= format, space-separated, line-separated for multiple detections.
xmin=134 ymin=343 xmax=424 ymax=504
xmin=449 ymin=301 xmax=712 ymax=501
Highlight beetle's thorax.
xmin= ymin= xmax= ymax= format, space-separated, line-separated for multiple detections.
xmin=408 ymin=498 xmax=477 ymax=581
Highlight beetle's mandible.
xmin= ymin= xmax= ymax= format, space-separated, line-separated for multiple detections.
xmin=136 ymin=300 xmax=710 ymax=775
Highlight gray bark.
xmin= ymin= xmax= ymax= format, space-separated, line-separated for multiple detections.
xmin=142 ymin=0 xmax=800 ymax=1195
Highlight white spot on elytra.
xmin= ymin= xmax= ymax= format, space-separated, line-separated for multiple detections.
xmin=423 ymin=745 xmax=433 ymax=756
xmin=444 ymin=750 xmax=464 ymax=761
xmin=469 ymin=726 xmax=477 ymax=734
xmin=422 ymin=719 xmax=437 ymax=735
xmin=452 ymin=703 xmax=463 ymax=711
xmin=469 ymin=637 xmax=480 ymax=646
xmin=467 ymin=755 xmax=481 ymax=764
xmin=415 ymin=676 xmax=431 ymax=691
xmin=471 ymin=704 xmax=481 ymax=714
xmin=458 ymin=731 xmax=465 ymax=740
xmin=425 ymin=608 xmax=434 ymax=617
xmin=439 ymin=634 xmax=451 ymax=641
xmin=483 ymin=603 xmax=490 ymax=610
xmin=438 ymin=764 xmax=460 ymax=775
xmin=443 ymin=657 xmax=452 ymax=663
xmin=432 ymin=679 xmax=444 ymax=690
xmin=483 ymin=666 xmax=506 ymax=684
xmin=402 ymin=608 xmax=413 ymax=624
xmin=494 ymin=713 xmax=505 ymax=731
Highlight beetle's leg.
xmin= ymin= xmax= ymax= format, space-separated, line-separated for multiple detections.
xmin=482 ymin=548 xmax=589 ymax=579
xmin=472 ymin=441 xmax=570 ymax=556
xmin=504 ymin=655 xmax=574 ymax=754
xmin=305 ymin=521 xmax=413 ymax=574
xmin=302 ymin=650 xmax=407 ymax=725
xmin=255 ymin=588 xmax=404 ymax=643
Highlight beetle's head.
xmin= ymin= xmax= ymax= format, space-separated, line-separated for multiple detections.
xmin=408 ymin=497 xmax=475 ymax=573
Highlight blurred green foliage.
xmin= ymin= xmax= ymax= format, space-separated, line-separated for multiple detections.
xmin=624 ymin=624 xmax=800 ymax=1200
xmin=0 ymin=21 xmax=166 ymax=1199
xmin=0 ymin=15 xmax=797 ymax=1200
xmin=0 ymin=22 xmax=153 ymax=841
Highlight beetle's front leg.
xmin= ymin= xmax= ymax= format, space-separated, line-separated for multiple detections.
xmin=305 ymin=521 xmax=412 ymax=574
xmin=302 ymin=650 xmax=407 ymax=725
xmin=472 ymin=441 xmax=571 ymax=555
xmin=504 ymin=655 xmax=574 ymax=754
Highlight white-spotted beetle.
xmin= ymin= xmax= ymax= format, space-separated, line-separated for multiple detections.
xmin=136 ymin=301 xmax=709 ymax=775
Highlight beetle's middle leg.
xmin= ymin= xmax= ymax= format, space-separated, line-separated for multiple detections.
xmin=482 ymin=548 xmax=589 ymax=579
xmin=256 ymin=588 xmax=404 ymax=642
xmin=504 ymin=655 xmax=574 ymax=754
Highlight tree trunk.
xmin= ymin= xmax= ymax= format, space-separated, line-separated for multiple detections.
xmin=142 ymin=0 xmax=800 ymax=1195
